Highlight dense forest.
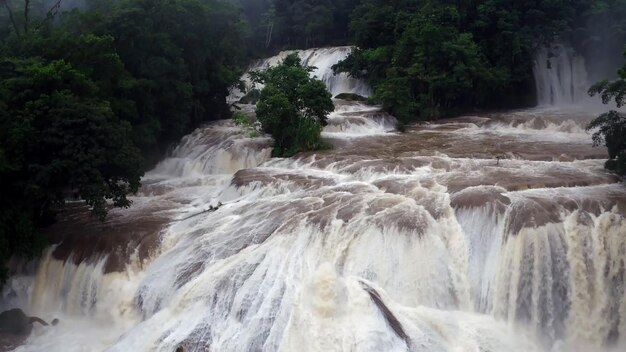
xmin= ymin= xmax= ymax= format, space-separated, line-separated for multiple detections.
xmin=0 ymin=0 xmax=247 ymax=279
xmin=235 ymin=0 xmax=359 ymax=55
xmin=332 ymin=0 xmax=626 ymax=122
xmin=0 ymin=0 xmax=625 ymax=279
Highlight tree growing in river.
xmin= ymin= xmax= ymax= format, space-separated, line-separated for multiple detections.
xmin=251 ymin=53 xmax=334 ymax=157
xmin=587 ymin=46 xmax=626 ymax=176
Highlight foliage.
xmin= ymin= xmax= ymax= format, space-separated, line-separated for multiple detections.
xmin=3 ymin=0 xmax=247 ymax=162
xmin=587 ymin=47 xmax=626 ymax=176
xmin=334 ymin=0 xmax=594 ymax=123
xmin=94 ymin=0 xmax=247 ymax=164
xmin=234 ymin=0 xmax=360 ymax=56
xmin=232 ymin=111 xmax=261 ymax=138
xmin=589 ymin=81 xmax=626 ymax=109
xmin=251 ymin=53 xmax=334 ymax=156
xmin=0 ymin=58 xmax=143 ymax=279
xmin=233 ymin=111 xmax=253 ymax=127
xmin=0 ymin=0 xmax=248 ymax=280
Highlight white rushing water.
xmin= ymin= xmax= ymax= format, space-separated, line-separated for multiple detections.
xmin=229 ymin=46 xmax=372 ymax=102
xmin=533 ymin=45 xmax=591 ymax=107
xmin=2 ymin=47 xmax=626 ymax=352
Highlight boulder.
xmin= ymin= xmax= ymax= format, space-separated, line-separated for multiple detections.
xmin=238 ymin=89 xmax=261 ymax=105
xmin=334 ymin=93 xmax=368 ymax=102
xmin=0 ymin=309 xmax=48 ymax=336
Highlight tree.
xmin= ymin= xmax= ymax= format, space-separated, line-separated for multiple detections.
xmin=0 ymin=58 xmax=143 ymax=279
xmin=236 ymin=0 xmax=359 ymax=54
xmin=0 ymin=0 xmax=63 ymax=38
xmin=587 ymin=46 xmax=626 ymax=176
xmin=251 ymin=53 xmax=334 ymax=157
xmin=335 ymin=0 xmax=596 ymax=123
xmin=97 ymin=0 xmax=247 ymax=164
xmin=336 ymin=2 xmax=505 ymax=122
xmin=0 ymin=0 xmax=249 ymax=281
xmin=262 ymin=4 xmax=276 ymax=49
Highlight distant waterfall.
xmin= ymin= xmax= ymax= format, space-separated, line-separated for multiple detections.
xmin=533 ymin=45 xmax=590 ymax=107
xmin=230 ymin=46 xmax=372 ymax=102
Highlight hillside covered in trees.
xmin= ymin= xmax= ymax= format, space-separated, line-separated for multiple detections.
xmin=0 ymin=0 xmax=247 ymax=279
xmin=0 ymin=0 xmax=625 ymax=279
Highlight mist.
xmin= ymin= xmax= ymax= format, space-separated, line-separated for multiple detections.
xmin=574 ymin=3 xmax=626 ymax=82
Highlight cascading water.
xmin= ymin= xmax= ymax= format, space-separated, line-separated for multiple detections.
xmin=533 ymin=45 xmax=591 ymax=107
xmin=2 ymin=47 xmax=625 ymax=352
xmin=230 ymin=46 xmax=372 ymax=102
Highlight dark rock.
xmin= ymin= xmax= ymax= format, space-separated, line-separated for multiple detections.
xmin=0 ymin=309 xmax=48 ymax=336
xmin=238 ymin=89 xmax=261 ymax=105
xmin=360 ymin=282 xmax=411 ymax=348
xmin=334 ymin=93 xmax=368 ymax=102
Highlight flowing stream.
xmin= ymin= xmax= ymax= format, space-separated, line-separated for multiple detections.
xmin=2 ymin=47 xmax=625 ymax=352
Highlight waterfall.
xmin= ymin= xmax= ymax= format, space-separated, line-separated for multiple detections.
xmin=533 ymin=45 xmax=591 ymax=107
xmin=3 ymin=48 xmax=625 ymax=352
xmin=230 ymin=46 xmax=372 ymax=102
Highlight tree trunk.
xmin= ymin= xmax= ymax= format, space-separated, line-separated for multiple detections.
xmin=1 ymin=0 xmax=21 ymax=37
xmin=23 ymin=0 xmax=29 ymax=33
xmin=266 ymin=22 xmax=273 ymax=48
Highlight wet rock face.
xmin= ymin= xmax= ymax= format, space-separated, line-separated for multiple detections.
xmin=0 ymin=309 xmax=31 ymax=336
xmin=0 ymin=308 xmax=48 ymax=335
xmin=238 ymin=89 xmax=260 ymax=104
xmin=0 ymin=309 xmax=54 ymax=351
xmin=0 ymin=333 xmax=28 ymax=352
xmin=45 ymin=203 xmax=166 ymax=274
xmin=334 ymin=93 xmax=368 ymax=102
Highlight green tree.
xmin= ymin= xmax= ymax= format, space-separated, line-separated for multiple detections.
xmin=97 ymin=0 xmax=247 ymax=164
xmin=251 ymin=53 xmax=334 ymax=157
xmin=0 ymin=58 xmax=143 ymax=279
xmin=240 ymin=0 xmax=358 ymax=53
xmin=337 ymin=3 xmax=504 ymax=122
xmin=336 ymin=0 xmax=595 ymax=123
xmin=587 ymin=46 xmax=626 ymax=176
xmin=0 ymin=0 xmax=249 ymax=280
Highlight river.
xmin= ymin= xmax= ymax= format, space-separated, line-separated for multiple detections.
xmin=1 ymin=47 xmax=625 ymax=352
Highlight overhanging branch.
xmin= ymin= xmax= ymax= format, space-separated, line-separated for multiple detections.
xmin=1 ymin=0 xmax=21 ymax=37
xmin=35 ymin=0 xmax=62 ymax=31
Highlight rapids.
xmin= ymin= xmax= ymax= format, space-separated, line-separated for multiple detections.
xmin=1 ymin=47 xmax=625 ymax=352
